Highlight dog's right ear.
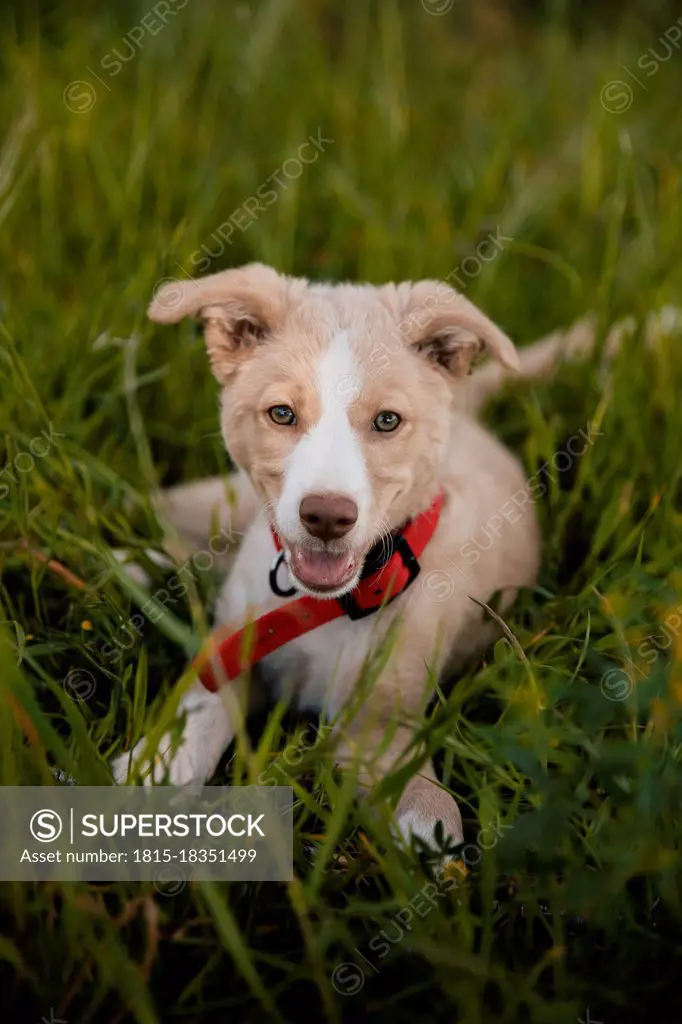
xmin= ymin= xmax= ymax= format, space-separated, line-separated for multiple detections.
xmin=148 ymin=263 xmax=286 ymax=384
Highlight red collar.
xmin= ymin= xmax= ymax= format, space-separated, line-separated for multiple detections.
xmin=194 ymin=493 xmax=444 ymax=692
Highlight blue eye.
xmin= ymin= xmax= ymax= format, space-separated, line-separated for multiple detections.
xmin=268 ymin=405 xmax=297 ymax=426
xmin=372 ymin=411 xmax=401 ymax=433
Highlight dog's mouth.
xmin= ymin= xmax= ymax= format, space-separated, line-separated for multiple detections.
xmin=286 ymin=544 xmax=362 ymax=596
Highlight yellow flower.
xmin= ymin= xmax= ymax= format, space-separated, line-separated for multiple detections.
xmin=444 ymin=859 xmax=468 ymax=881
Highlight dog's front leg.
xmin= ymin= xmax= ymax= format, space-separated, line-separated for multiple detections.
xmin=111 ymin=675 xmax=256 ymax=786
xmin=392 ymin=757 xmax=463 ymax=849
xmin=336 ymin=721 xmax=463 ymax=850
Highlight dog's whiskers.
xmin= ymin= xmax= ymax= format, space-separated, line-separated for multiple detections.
xmin=369 ymin=515 xmax=393 ymax=576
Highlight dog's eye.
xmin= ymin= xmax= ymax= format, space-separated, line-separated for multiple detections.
xmin=268 ymin=404 xmax=297 ymax=426
xmin=372 ymin=410 xmax=401 ymax=433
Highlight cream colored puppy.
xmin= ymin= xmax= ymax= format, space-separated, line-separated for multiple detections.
xmin=112 ymin=263 xmax=602 ymax=848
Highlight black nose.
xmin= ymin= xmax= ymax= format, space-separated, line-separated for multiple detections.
xmin=299 ymin=493 xmax=358 ymax=541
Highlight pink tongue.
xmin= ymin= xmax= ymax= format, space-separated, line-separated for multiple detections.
xmin=290 ymin=547 xmax=356 ymax=589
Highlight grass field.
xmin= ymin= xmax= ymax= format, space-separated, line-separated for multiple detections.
xmin=2 ymin=1 xmax=682 ymax=1021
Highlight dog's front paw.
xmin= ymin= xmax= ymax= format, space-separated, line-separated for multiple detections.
xmin=112 ymin=687 xmax=236 ymax=787
xmin=395 ymin=782 xmax=463 ymax=851
xmin=111 ymin=733 xmax=204 ymax=787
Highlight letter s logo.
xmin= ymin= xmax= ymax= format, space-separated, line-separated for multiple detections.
xmin=29 ymin=809 xmax=63 ymax=842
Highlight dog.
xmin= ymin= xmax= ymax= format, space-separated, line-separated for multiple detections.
xmin=111 ymin=262 xmax=621 ymax=849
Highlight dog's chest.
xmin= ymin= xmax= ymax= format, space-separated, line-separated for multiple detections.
xmin=213 ymin=517 xmax=379 ymax=714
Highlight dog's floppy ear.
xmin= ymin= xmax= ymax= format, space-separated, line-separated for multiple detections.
xmin=148 ymin=263 xmax=286 ymax=384
xmin=398 ymin=280 xmax=519 ymax=377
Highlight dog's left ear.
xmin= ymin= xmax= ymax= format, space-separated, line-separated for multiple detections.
xmin=399 ymin=281 xmax=520 ymax=376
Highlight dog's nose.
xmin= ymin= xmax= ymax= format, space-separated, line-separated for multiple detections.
xmin=299 ymin=493 xmax=358 ymax=541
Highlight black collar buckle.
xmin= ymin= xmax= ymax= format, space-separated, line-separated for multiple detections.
xmin=338 ymin=536 xmax=421 ymax=621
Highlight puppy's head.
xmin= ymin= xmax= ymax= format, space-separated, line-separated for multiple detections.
xmin=150 ymin=263 xmax=518 ymax=597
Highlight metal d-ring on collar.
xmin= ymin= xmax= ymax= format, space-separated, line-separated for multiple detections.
xmin=269 ymin=550 xmax=298 ymax=597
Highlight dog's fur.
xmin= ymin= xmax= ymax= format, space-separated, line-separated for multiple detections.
xmin=111 ymin=264 xmax=622 ymax=847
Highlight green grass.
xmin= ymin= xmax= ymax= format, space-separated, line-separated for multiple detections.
xmin=2 ymin=1 xmax=682 ymax=1021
